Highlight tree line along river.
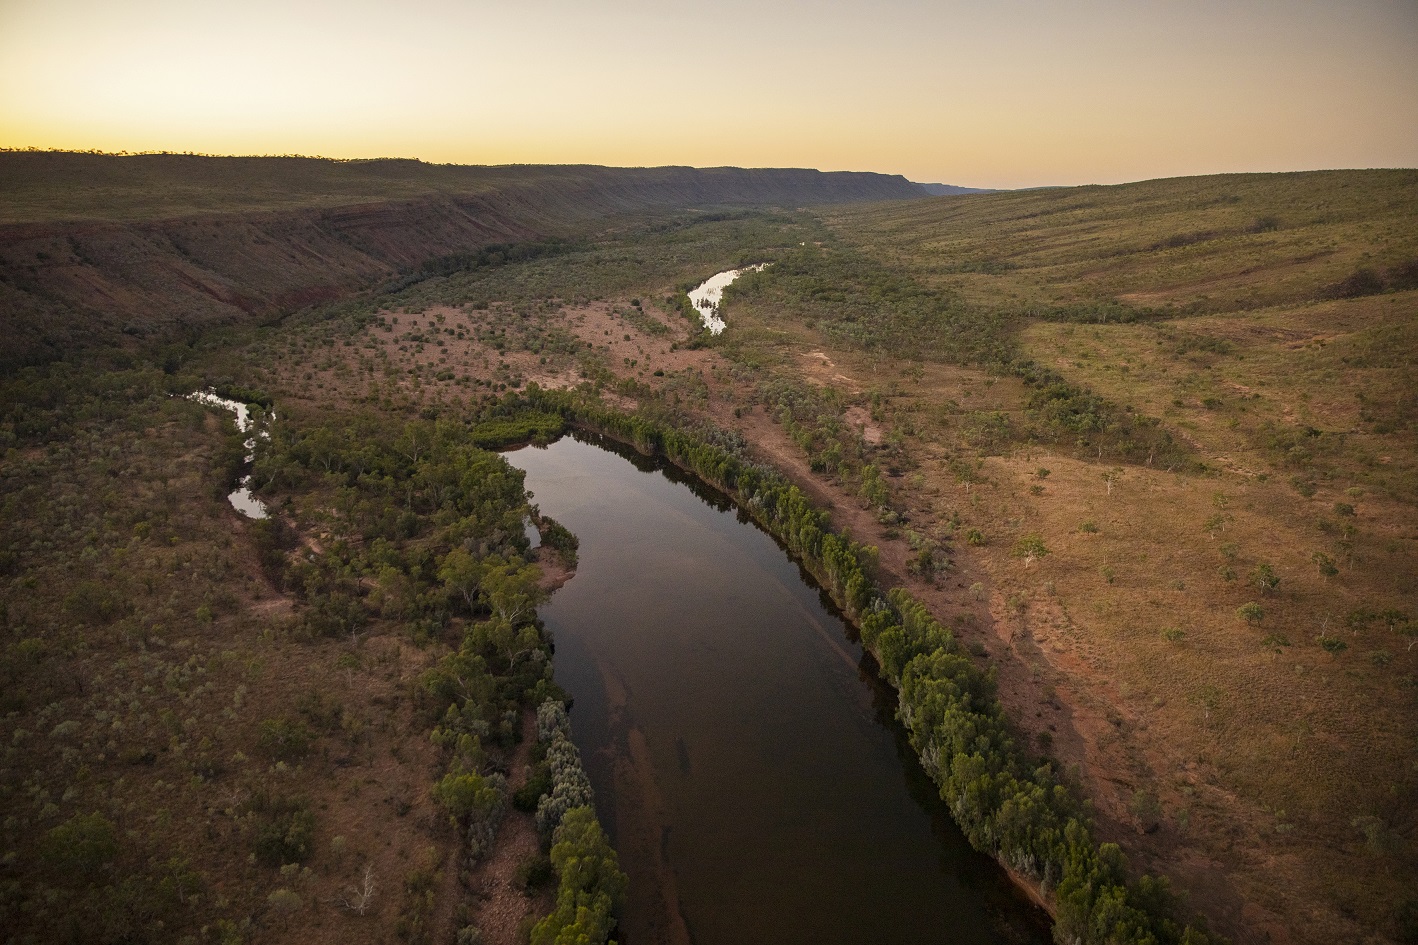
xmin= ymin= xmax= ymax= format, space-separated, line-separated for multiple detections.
xmin=506 ymin=434 xmax=1050 ymax=945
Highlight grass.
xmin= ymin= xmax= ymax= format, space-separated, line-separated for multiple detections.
xmin=3 ymin=163 xmax=1415 ymax=945
xmin=824 ymin=169 xmax=1418 ymax=316
xmin=764 ymin=171 xmax=1418 ymax=943
xmin=228 ymin=172 xmax=1417 ymax=942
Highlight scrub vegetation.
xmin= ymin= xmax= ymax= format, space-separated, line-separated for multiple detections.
xmin=2 ymin=160 xmax=1415 ymax=945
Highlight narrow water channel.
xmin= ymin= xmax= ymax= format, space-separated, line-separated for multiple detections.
xmin=506 ymin=435 xmax=1050 ymax=945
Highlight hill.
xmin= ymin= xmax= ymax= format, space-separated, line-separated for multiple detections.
xmin=915 ymin=182 xmax=1000 ymax=196
xmin=720 ymin=168 xmax=1417 ymax=943
xmin=0 ymin=152 xmax=923 ymax=369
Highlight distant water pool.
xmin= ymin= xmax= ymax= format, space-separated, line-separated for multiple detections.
xmin=687 ymin=264 xmax=768 ymax=335
xmin=188 ymin=390 xmax=270 ymax=519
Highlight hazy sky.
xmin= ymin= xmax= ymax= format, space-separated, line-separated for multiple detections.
xmin=1 ymin=0 xmax=1415 ymax=187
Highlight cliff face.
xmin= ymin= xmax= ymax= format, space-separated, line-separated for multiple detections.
xmin=0 ymin=158 xmax=923 ymax=368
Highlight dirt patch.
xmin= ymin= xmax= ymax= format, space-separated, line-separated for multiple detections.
xmin=844 ymin=405 xmax=884 ymax=445
xmin=465 ymin=710 xmax=552 ymax=945
xmin=534 ymin=548 xmax=577 ymax=592
xmin=800 ymin=350 xmax=862 ymax=391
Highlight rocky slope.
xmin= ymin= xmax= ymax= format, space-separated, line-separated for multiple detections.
xmin=0 ymin=155 xmax=923 ymax=368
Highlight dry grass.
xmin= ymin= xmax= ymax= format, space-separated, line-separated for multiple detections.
xmin=161 ymin=170 xmax=1417 ymax=944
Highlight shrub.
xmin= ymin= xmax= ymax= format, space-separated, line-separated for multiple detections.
xmin=514 ymin=764 xmax=553 ymax=812
xmin=41 ymin=812 xmax=118 ymax=879
xmin=1249 ymin=564 xmax=1280 ymax=594
xmin=1012 ymin=534 xmax=1048 ymax=560
xmin=1311 ymin=551 xmax=1338 ymax=577
xmin=514 ymin=853 xmax=554 ymax=891
xmin=253 ymin=798 xmax=316 ymax=866
xmin=535 ymin=731 xmax=594 ymax=839
xmin=435 ymin=772 xmax=504 ymax=822
xmin=257 ymin=718 xmax=313 ymax=761
xmin=1316 ymin=634 xmax=1348 ymax=654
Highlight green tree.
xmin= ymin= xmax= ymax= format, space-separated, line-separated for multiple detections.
xmin=481 ymin=556 xmax=546 ymax=624
xmin=1311 ymin=551 xmax=1339 ymax=577
xmin=439 ymin=547 xmax=485 ymax=612
xmin=1250 ymin=563 xmax=1280 ymax=594
xmin=435 ymin=772 xmax=502 ymax=822
xmin=1012 ymin=533 xmax=1049 ymax=565
xmin=530 ymin=806 xmax=627 ymax=945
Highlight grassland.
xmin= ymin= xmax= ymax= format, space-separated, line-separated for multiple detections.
xmin=234 ymin=170 xmax=1417 ymax=943
xmin=739 ymin=171 xmax=1418 ymax=943
xmin=2 ymin=164 xmax=1414 ymax=945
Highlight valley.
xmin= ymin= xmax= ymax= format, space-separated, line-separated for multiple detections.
xmin=2 ymin=156 xmax=1415 ymax=945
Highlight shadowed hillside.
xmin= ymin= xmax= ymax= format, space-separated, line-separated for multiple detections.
xmin=0 ymin=153 xmax=924 ymax=368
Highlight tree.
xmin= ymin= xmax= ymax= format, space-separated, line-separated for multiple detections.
xmin=435 ymin=772 xmax=502 ymax=822
xmin=1238 ymin=601 xmax=1264 ymax=625
xmin=439 ymin=547 xmax=485 ymax=612
xmin=530 ymin=806 xmax=627 ymax=945
xmin=1250 ymin=563 xmax=1280 ymax=594
xmin=1311 ymin=551 xmax=1338 ymax=577
xmin=481 ymin=556 xmax=546 ymax=625
xmin=1101 ymin=467 xmax=1123 ymax=496
xmin=859 ymin=463 xmax=890 ymax=509
xmin=339 ymin=863 xmax=377 ymax=915
xmin=1012 ymin=533 xmax=1049 ymax=567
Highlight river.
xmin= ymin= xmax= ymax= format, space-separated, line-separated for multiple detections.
xmin=506 ymin=434 xmax=1049 ymax=945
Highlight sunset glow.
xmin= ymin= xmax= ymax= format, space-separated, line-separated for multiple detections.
xmin=2 ymin=0 xmax=1415 ymax=187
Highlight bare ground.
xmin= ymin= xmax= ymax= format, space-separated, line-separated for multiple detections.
xmin=465 ymin=709 xmax=551 ymax=945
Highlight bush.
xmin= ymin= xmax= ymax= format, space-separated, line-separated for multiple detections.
xmin=1012 ymin=533 xmax=1049 ymax=561
xmin=468 ymin=412 xmax=564 ymax=449
xmin=41 ymin=812 xmax=119 ymax=879
xmin=1238 ymin=602 xmax=1265 ymax=624
xmin=257 ymin=718 xmax=313 ymax=761
xmin=514 ymin=853 xmax=554 ymax=891
xmin=1249 ymin=563 xmax=1280 ymax=594
xmin=513 ymin=764 xmax=552 ymax=812
xmin=253 ymin=798 xmax=316 ymax=866
xmin=536 ymin=730 xmax=594 ymax=839
xmin=435 ymin=772 xmax=504 ymax=822
xmin=539 ymin=518 xmax=579 ymax=565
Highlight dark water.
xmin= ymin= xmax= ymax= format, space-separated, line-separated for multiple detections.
xmin=506 ymin=435 xmax=1050 ymax=945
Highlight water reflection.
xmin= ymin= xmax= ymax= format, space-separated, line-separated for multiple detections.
xmin=188 ymin=390 xmax=270 ymax=519
xmin=687 ymin=264 xmax=768 ymax=335
xmin=506 ymin=434 xmax=1049 ymax=945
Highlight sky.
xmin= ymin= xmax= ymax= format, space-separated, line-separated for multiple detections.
xmin=1 ymin=0 xmax=1415 ymax=188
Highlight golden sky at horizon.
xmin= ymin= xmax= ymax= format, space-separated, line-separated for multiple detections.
xmin=2 ymin=0 xmax=1415 ymax=188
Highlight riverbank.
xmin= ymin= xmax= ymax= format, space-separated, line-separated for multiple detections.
xmin=503 ymin=386 xmax=1221 ymax=944
xmin=506 ymin=431 xmax=1051 ymax=944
